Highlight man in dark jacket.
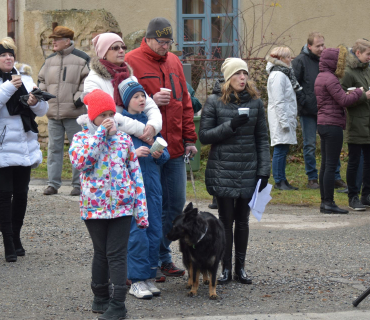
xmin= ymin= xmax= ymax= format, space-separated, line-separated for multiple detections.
xmin=292 ymin=32 xmax=347 ymax=190
xmin=125 ymin=17 xmax=198 ymax=280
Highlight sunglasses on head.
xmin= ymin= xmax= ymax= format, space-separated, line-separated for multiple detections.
xmin=109 ymin=44 xmax=127 ymax=51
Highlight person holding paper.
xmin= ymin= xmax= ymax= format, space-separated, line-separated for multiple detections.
xmin=266 ymin=46 xmax=301 ymax=190
xmin=199 ymin=58 xmax=270 ymax=285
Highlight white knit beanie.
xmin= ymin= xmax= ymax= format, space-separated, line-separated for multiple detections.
xmin=221 ymin=58 xmax=249 ymax=82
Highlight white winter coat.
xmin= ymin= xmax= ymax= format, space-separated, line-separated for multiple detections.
xmin=0 ymin=70 xmax=49 ymax=168
xmin=84 ymin=58 xmax=162 ymax=137
xmin=266 ymin=59 xmax=297 ymax=147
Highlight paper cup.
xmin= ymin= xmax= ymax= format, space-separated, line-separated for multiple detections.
xmin=160 ymin=88 xmax=172 ymax=93
xmin=347 ymin=87 xmax=356 ymax=92
xmin=238 ymin=107 xmax=250 ymax=115
xmin=150 ymin=137 xmax=168 ymax=154
xmin=11 ymin=74 xmax=21 ymax=80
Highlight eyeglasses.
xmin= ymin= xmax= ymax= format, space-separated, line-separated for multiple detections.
xmin=154 ymin=38 xmax=174 ymax=47
xmin=109 ymin=45 xmax=127 ymax=51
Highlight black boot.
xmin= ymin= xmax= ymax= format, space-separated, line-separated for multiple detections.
xmin=217 ymin=227 xmax=233 ymax=285
xmin=208 ymin=196 xmax=218 ymax=209
xmin=0 ymin=192 xmax=16 ymax=262
xmin=234 ymin=254 xmax=252 ymax=284
xmin=12 ymin=224 xmax=25 ymax=256
xmin=98 ymin=284 xmax=127 ymax=320
xmin=91 ymin=282 xmax=110 ymax=314
xmin=3 ymin=235 xmax=17 ymax=262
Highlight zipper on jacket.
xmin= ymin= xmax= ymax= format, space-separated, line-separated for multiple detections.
xmin=169 ymin=73 xmax=183 ymax=101
xmin=0 ymin=126 xmax=6 ymax=149
xmin=63 ymin=67 xmax=67 ymax=81
xmin=140 ymin=75 xmax=162 ymax=86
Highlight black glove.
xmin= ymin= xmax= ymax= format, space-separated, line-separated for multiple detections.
xmin=230 ymin=114 xmax=249 ymax=131
xmin=257 ymin=175 xmax=269 ymax=192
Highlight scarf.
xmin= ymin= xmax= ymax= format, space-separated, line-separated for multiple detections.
xmin=99 ymin=60 xmax=130 ymax=107
xmin=270 ymin=65 xmax=302 ymax=92
xmin=0 ymin=68 xmax=38 ymax=133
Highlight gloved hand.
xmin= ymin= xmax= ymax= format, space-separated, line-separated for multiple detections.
xmin=257 ymin=175 xmax=269 ymax=192
xmin=283 ymin=127 xmax=290 ymax=133
xmin=230 ymin=114 xmax=249 ymax=131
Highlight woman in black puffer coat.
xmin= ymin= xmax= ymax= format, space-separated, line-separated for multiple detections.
xmin=199 ymin=58 xmax=270 ymax=285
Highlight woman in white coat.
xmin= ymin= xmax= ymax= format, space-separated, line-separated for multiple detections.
xmin=266 ymin=47 xmax=301 ymax=190
xmin=84 ymin=33 xmax=162 ymax=144
xmin=0 ymin=37 xmax=48 ymax=262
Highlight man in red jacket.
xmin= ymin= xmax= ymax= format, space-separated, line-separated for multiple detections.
xmin=125 ymin=17 xmax=197 ymax=281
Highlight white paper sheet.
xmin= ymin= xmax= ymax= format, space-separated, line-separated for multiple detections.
xmin=248 ymin=179 xmax=272 ymax=222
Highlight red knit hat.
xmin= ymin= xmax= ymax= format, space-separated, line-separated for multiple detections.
xmin=84 ymin=89 xmax=116 ymax=121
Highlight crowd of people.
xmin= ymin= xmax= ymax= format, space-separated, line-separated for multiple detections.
xmin=1 ymin=16 xmax=370 ymax=320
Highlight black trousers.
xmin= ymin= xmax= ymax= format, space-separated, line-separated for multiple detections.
xmin=318 ymin=125 xmax=343 ymax=203
xmin=216 ymin=197 xmax=250 ymax=266
xmin=84 ymin=216 xmax=131 ymax=286
xmin=0 ymin=166 xmax=31 ymax=236
xmin=347 ymin=143 xmax=370 ymax=199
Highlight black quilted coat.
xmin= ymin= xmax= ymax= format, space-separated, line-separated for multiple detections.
xmin=199 ymin=81 xmax=271 ymax=199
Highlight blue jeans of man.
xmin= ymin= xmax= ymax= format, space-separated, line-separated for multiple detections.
xmin=272 ymin=144 xmax=290 ymax=184
xmin=158 ymin=156 xmax=187 ymax=265
xmin=300 ymin=116 xmax=342 ymax=181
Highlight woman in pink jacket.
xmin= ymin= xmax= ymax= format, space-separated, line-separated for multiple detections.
xmin=314 ymin=46 xmax=363 ymax=214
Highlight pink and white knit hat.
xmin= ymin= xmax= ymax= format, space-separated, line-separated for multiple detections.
xmin=92 ymin=33 xmax=124 ymax=59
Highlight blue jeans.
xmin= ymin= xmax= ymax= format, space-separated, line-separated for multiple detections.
xmin=300 ymin=116 xmax=318 ymax=180
xmin=300 ymin=116 xmax=342 ymax=180
xmin=272 ymin=144 xmax=290 ymax=183
xmin=158 ymin=156 xmax=187 ymax=265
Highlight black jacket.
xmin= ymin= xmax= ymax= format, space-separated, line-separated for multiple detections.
xmin=292 ymin=44 xmax=320 ymax=117
xmin=199 ymin=81 xmax=270 ymax=199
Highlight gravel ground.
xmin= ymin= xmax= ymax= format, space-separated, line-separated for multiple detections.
xmin=1 ymin=185 xmax=370 ymax=319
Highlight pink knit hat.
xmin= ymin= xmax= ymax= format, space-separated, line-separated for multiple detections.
xmin=92 ymin=33 xmax=125 ymax=59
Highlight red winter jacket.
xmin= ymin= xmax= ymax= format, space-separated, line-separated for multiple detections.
xmin=314 ymin=48 xmax=362 ymax=129
xmin=125 ymin=38 xmax=197 ymax=159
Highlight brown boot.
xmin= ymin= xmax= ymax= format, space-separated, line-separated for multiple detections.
xmin=334 ymin=179 xmax=347 ymax=189
xmin=307 ymin=179 xmax=319 ymax=189
xmin=43 ymin=186 xmax=58 ymax=195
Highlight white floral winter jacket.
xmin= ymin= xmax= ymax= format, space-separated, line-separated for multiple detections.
xmin=69 ymin=114 xmax=148 ymax=227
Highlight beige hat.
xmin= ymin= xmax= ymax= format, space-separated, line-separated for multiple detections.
xmin=221 ymin=58 xmax=249 ymax=82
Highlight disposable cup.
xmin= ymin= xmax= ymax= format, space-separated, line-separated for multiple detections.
xmin=160 ymin=88 xmax=172 ymax=93
xmin=347 ymin=87 xmax=356 ymax=92
xmin=150 ymin=137 xmax=168 ymax=154
xmin=238 ymin=107 xmax=250 ymax=115
xmin=11 ymin=74 xmax=21 ymax=80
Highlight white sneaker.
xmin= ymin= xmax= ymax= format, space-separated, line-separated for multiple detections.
xmin=129 ymin=281 xmax=153 ymax=299
xmin=144 ymin=279 xmax=161 ymax=296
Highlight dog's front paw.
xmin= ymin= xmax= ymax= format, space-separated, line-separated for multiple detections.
xmin=209 ymin=294 xmax=220 ymax=300
xmin=203 ymin=280 xmax=210 ymax=285
xmin=187 ymin=291 xmax=197 ymax=297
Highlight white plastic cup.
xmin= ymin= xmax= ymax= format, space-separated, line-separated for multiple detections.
xmin=11 ymin=74 xmax=21 ymax=80
xmin=347 ymin=87 xmax=356 ymax=92
xmin=238 ymin=107 xmax=250 ymax=115
xmin=150 ymin=137 xmax=168 ymax=154
xmin=160 ymin=88 xmax=172 ymax=93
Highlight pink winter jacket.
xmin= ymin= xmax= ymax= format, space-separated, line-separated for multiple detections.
xmin=314 ymin=48 xmax=362 ymax=129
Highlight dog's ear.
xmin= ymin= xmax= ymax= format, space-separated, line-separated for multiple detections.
xmin=183 ymin=202 xmax=193 ymax=213
xmin=184 ymin=208 xmax=198 ymax=220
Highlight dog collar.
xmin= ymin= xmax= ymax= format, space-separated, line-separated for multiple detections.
xmin=192 ymin=226 xmax=208 ymax=249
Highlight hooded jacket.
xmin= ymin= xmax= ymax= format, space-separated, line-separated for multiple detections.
xmin=315 ymin=47 xmax=363 ymax=130
xmin=69 ymin=113 xmax=148 ymax=226
xmin=199 ymin=81 xmax=270 ymax=199
xmin=84 ymin=58 xmax=162 ymax=137
xmin=266 ymin=57 xmax=298 ymax=146
xmin=125 ymin=38 xmax=197 ymax=159
xmin=292 ymin=44 xmax=320 ymax=117
xmin=38 ymin=43 xmax=90 ymax=120
xmin=0 ymin=69 xmax=49 ymax=168
xmin=340 ymin=50 xmax=370 ymax=144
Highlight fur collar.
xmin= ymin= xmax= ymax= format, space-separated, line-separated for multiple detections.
xmin=89 ymin=57 xmax=134 ymax=80
xmin=346 ymin=49 xmax=369 ymax=70
xmin=265 ymin=56 xmax=291 ymax=68
xmin=76 ymin=113 xmax=128 ymax=132
xmin=334 ymin=45 xmax=347 ymax=78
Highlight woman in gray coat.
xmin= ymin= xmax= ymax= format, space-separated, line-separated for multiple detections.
xmin=199 ymin=58 xmax=270 ymax=285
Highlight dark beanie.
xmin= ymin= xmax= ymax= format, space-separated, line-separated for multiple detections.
xmin=118 ymin=79 xmax=146 ymax=109
xmin=0 ymin=44 xmax=15 ymax=57
xmin=146 ymin=17 xmax=173 ymax=39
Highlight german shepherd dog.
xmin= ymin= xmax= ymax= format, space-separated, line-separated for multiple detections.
xmin=167 ymin=202 xmax=225 ymax=299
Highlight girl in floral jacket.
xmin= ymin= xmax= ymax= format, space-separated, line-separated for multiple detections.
xmin=69 ymin=89 xmax=148 ymax=319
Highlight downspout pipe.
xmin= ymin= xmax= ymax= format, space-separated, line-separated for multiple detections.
xmin=7 ymin=0 xmax=16 ymax=40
